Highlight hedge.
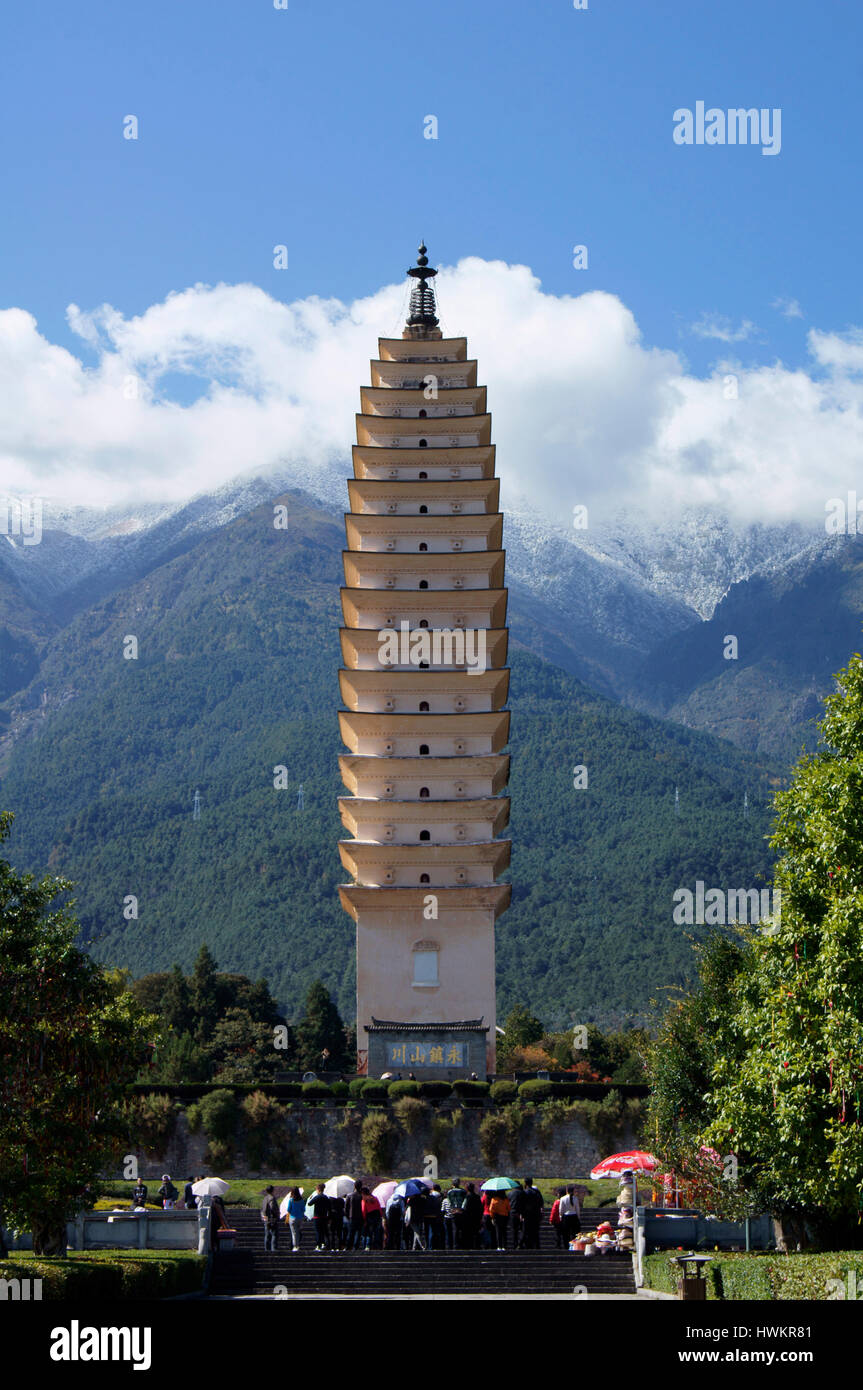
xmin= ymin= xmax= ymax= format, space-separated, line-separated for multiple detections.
xmin=451 ymin=1080 xmax=489 ymax=1099
xmin=417 ymin=1081 xmax=452 ymax=1099
xmin=387 ymin=1080 xmax=421 ymax=1099
xmin=301 ymin=1081 xmax=332 ymax=1100
xmin=0 ymin=1252 xmax=205 ymax=1300
xmin=489 ymin=1080 xmax=518 ymax=1104
xmin=518 ymin=1080 xmax=554 ymax=1102
xmin=361 ymin=1081 xmax=390 ymax=1101
xmin=348 ymin=1078 xmax=368 ymax=1098
xmin=642 ymin=1251 xmax=863 ymax=1301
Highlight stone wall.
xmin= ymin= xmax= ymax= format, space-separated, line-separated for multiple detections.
xmin=122 ymin=1100 xmax=642 ymax=1183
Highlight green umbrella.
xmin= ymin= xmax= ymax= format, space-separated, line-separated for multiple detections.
xmin=480 ymin=1177 xmax=519 ymax=1191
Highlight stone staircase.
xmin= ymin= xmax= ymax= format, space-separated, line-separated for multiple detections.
xmin=210 ymin=1205 xmax=636 ymax=1297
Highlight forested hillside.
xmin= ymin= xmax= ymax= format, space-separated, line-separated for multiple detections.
xmin=0 ymin=492 xmax=784 ymax=1027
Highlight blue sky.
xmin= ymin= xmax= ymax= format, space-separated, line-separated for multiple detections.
xmin=2 ymin=0 xmax=857 ymax=372
xmin=2 ymin=0 xmax=862 ymax=520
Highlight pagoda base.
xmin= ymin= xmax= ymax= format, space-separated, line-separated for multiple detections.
xmin=365 ymin=1018 xmax=490 ymax=1081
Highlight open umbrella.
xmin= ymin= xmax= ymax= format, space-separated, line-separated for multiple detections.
xmin=590 ymin=1150 xmax=657 ymax=1180
xmin=394 ymin=1178 xmax=433 ymax=1199
xmin=372 ymin=1181 xmax=398 ymax=1204
xmin=480 ymin=1177 xmax=519 ymax=1191
xmin=279 ymin=1188 xmax=304 ymax=1217
xmin=323 ymin=1174 xmax=356 ymax=1198
xmin=191 ymin=1177 xmax=230 ymax=1197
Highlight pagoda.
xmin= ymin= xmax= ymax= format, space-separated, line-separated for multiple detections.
xmin=338 ymin=246 xmax=511 ymax=1078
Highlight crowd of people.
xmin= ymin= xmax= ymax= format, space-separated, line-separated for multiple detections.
xmin=258 ymin=1175 xmax=635 ymax=1255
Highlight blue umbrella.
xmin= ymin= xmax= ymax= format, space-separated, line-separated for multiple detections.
xmin=394 ymin=1178 xmax=432 ymax=1199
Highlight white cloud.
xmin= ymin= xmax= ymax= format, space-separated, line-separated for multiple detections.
xmin=689 ymin=314 xmax=757 ymax=342
xmin=1 ymin=259 xmax=862 ymax=529
xmin=771 ymin=296 xmax=804 ymax=319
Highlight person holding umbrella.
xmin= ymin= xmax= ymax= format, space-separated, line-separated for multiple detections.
xmin=345 ymin=1179 xmax=365 ymax=1250
xmin=384 ymin=1190 xmax=404 ymax=1250
xmin=306 ymin=1182 xmax=332 ymax=1251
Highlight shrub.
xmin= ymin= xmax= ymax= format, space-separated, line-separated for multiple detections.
xmin=241 ymin=1091 xmax=289 ymax=1169
xmin=387 ymin=1080 xmax=421 ymax=1100
xmin=276 ymin=1082 xmax=303 ymax=1098
xmin=349 ymin=1078 xmax=368 ymax=1098
xmin=489 ymin=1080 xmax=518 ymax=1105
xmin=517 ymin=1079 xmax=554 ymax=1103
xmin=361 ymin=1081 xmax=389 ymax=1101
xmin=361 ymin=1113 xmax=400 ymax=1172
xmin=126 ymin=1092 xmax=178 ymax=1157
xmin=185 ymin=1088 xmax=237 ymax=1163
xmin=479 ymin=1112 xmax=507 ymax=1166
xmin=301 ymin=1081 xmax=332 ymax=1100
xmin=329 ymin=1081 xmax=349 ymax=1098
xmin=451 ymin=1080 xmax=489 ymax=1101
xmin=392 ymin=1096 xmax=430 ymax=1135
xmin=417 ymin=1081 xmax=452 ymax=1099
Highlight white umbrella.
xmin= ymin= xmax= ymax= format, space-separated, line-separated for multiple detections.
xmin=192 ymin=1177 xmax=230 ymax=1197
xmin=324 ymin=1174 xmax=356 ymax=1198
xmin=279 ymin=1188 xmax=304 ymax=1217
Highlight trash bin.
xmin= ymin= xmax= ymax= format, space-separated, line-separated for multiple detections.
xmin=679 ymin=1274 xmax=707 ymax=1301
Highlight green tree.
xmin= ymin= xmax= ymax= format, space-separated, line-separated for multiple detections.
xmin=190 ymin=944 xmax=219 ymax=1041
xmin=205 ymin=1008 xmax=283 ymax=1084
xmin=161 ymin=964 xmax=194 ymax=1036
xmin=0 ymin=813 xmax=156 ymax=1254
xmin=706 ymin=651 xmax=863 ymax=1243
xmin=646 ymin=930 xmax=753 ymax=1216
xmin=293 ymin=980 xmax=350 ymax=1072
xmin=497 ymin=1003 xmax=544 ymax=1068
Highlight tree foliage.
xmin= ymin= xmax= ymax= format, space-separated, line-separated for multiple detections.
xmin=0 ymin=813 xmax=156 ymax=1253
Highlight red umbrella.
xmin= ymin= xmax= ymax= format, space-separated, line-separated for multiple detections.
xmin=590 ymin=1150 xmax=658 ymax=1180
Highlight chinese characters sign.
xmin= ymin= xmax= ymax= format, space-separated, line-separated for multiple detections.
xmin=388 ymin=1042 xmax=465 ymax=1068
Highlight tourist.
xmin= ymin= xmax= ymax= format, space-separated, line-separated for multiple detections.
xmin=183 ymin=1176 xmax=198 ymax=1209
xmin=549 ymin=1188 xmax=565 ymax=1247
xmin=488 ymin=1190 xmax=511 ymax=1250
xmin=425 ymin=1183 xmax=444 ymax=1249
xmin=261 ymin=1185 xmax=280 ymax=1252
xmin=442 ymin=1179 xmax=467 ymax=1248
xmin=559 ymin=1185 xmax=582 ymax=1245
xmin=385 ymin=1191 xmax=405 ymax=1250
xmin=462 ymin=1182 xmax=483 ymax=1249
xmin=306 ymin=1182 xmax=331 ymax=1250
xmin=405 ymin=1187 xmax=427 ymax=1250
xmin=286 ymin=1187 xmax=305 ymax=1251
xmin=158 ymin=1174 xmax=179 ymax=1209
xmin=131 ymin=1179 xmax=148 ymax=1209
xmin=522 ymin=1177 xmax=544 ymax=1249
xmin=210 ymin=1195 xmax=229 ymax=1250
xmin=345 ymin=1179 xmax=365 ymax=1250
xmin=361 ymin=1186 xmax=383 ymax=1249
xmin=330 ymin=1192 xmax=346 ymax=1250
xmin=480 ymin=1187 xmax=495 ymax=1248
xmin=509 ymin=1181 xmax=525 ymax=1248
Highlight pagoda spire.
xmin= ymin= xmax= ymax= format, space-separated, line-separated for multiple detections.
xmin=405 ymin=242 xmax=439 ymax=332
